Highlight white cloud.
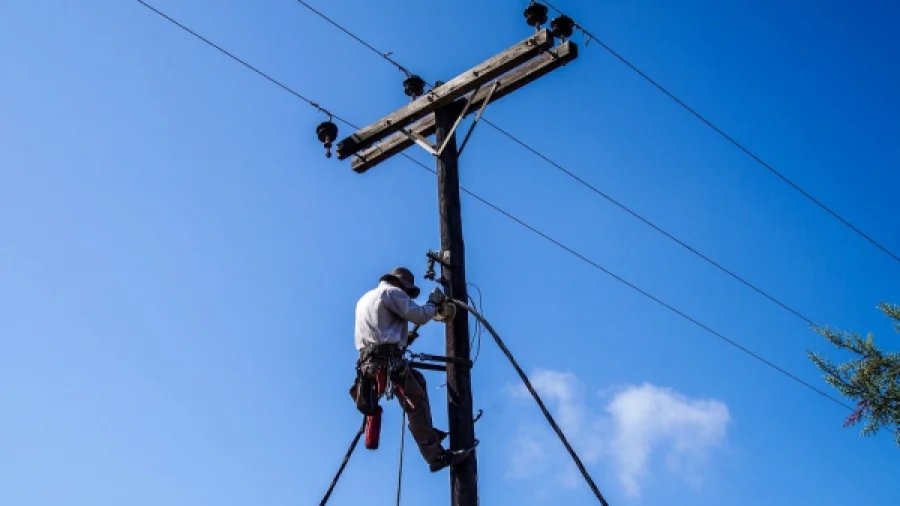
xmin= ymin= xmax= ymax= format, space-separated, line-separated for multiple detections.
xmin=605 ymin=383 xmax=730 ymax=496
xmin=505 ymin=370 xmax=731 ymax=499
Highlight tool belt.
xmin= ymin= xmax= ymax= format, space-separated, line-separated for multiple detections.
xmin=349 ymin=343 xmax=406 ymax=416
xmin=358 ymin=343 xmax=403 ymax=368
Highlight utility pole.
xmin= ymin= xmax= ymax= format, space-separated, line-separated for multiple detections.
xmin=434 ymin=101 xmax=478 ymax=504
xmin=325 ymin=8 xmax=578 ymax=506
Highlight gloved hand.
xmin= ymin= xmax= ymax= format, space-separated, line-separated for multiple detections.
xmin=433 ymin=300 xmax=457 ymax=322
xmin=428 ymin=287 xmax=446 ymax=306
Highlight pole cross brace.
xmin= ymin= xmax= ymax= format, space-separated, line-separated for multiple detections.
xmin=409 ymin=361 xmax=446 ymax=372
xmin=350 ymin=40 xmax=578 ymax=174
xmin=398 ymin=81 xmax=499 ymax=158
xmin=335 ymin=29 xmax=554 ymax=160
xmin=457 ymin=81 xmax=498 ymax=156
xmin=412 ymin=353 xmax=474 ymax=368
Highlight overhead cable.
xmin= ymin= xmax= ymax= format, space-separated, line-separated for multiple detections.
xmin=295 ymin=0 xmax=413 ymax=77
xmin=540 ymin=0 xmax=900 ymax=265
xmin=134 ymin=0 xmax=350 ymax=124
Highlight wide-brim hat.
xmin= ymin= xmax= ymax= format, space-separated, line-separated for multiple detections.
xmin=380 ymin=267 xmax=421 ymax=298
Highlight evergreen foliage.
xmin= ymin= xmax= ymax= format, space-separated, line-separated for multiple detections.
xmin=808 ymin=302 xmax=900 ymax=446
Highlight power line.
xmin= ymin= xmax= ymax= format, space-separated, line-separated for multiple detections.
xmin=294 ymin=0 xmax=413 ymax=77
xmin=134 ymin=0 xmax=351 ymax=125
xmin=136 ymin=0 xmax=852 ymax=413
xmin=483 ymin=119 xmax=817 ymax=326
xmin=288 ymin=2 xmax=819 ymax=326
xmin=539 ymin=0 xmax=900 ymax=265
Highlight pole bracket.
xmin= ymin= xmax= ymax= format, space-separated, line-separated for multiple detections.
xmin=409 ymin=361 xmax=446 ymax=372
xmin=411 ymin=352 xmax=474 ymax=369
xmin=424 ymin=250 xmax=451 ymax=286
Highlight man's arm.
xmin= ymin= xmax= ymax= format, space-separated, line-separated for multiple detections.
xmin=382 ymin=287 xmax=437 ymax=325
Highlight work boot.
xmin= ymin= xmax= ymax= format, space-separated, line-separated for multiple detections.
xmin=428 ymin=448 xmax=472 ymax=473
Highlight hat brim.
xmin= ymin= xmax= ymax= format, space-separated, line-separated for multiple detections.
xmin=380 ymin=274 xmax=421 ymax=299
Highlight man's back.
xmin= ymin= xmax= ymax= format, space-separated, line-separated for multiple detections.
xmin=355 ymin=282 xmax=403 ymax=350
xmin=354 ymin=281 xmax=437 ymax=350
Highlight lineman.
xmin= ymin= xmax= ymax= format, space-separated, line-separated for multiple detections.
xmin=351 ymin=267 xmax=469 ymax=472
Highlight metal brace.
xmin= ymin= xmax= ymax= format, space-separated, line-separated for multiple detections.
xmin=457 ymin=80 xmax=499 ymax=156
xmin=400 ymin=127 xmax=438 ymax=156
xmin=398 ymin=81 xmax=500 ymax=158
xmin=411 ymin=352 xmax=473 ymax=369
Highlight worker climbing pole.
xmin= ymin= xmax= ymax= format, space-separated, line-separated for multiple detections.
xmin=348 ymin=266 xmax=477 ymax=471
xmin=316 ymin=4 xmax=584 ymax=506
xmin=319 ymin=256 xmax=609 ymax=506
xmin=134 ymin=1 xmax=609 ymax=504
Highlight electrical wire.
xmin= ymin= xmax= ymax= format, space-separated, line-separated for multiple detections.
xmin=467 ymin=294 xmax=481 ymax=362
xmin=452 ymin=298 xmax=611 ymax=505
xmin=466 ymin=284 xmax=485 ymax=506
xmin=468 ymin=282 xmax=485 ymax=364
xmin=136 ymin=0 xmax=853 ymax=413
xmin=482 ymin=119 xmax=818 ymax=325
xmin=288 ymin=0 xmax=821 ymax=331
xmin=539 ymin=0 xmax=900 ymax=265
xmin=134 ymin=0 xmax=352 ymax=124
xmin=294 ymin=0 xmax=413 ymax=78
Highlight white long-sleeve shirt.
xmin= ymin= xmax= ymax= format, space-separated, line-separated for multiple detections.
xmin=354 ymin=281 xmax=437 ymax=350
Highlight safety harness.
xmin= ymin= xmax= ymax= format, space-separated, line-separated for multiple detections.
xmin=350 ymin=342 xmax=418 ymax=451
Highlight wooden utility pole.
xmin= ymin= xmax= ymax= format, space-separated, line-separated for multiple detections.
xmin=434 ymin=101 xmax=478 ymax=504
xmin=332 ymin=20 xmax=578 ymax=506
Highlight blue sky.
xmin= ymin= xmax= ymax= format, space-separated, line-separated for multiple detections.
xmin=2 ymin=0 xmax=899 ymax=504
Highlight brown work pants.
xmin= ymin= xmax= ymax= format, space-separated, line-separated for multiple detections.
xmin=394 ymin=368 xmax=443 ymax=463
xmin=359 ymin=361 xmax=443 ymax=464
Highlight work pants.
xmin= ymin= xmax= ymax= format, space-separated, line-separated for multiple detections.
xmin=393 ymin=368 xmax=443 ymax=463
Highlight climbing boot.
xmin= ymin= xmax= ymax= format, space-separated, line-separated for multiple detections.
xmin=428 ymin=447 xmax=472 ymax=473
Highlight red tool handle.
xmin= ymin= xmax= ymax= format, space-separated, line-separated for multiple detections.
xmin=364 ymin=405 xmax=383 ymax=450
xmin=375 ymin=368 xmax=387 ymax=395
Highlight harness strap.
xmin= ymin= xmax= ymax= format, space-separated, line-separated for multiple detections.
xmin=359 ymin=344 xmax=410 ymax=402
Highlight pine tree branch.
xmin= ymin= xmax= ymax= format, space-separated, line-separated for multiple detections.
xmin=807 ymin=303 xmax=900 ymax=446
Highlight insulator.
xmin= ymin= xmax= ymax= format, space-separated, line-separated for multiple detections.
xmin=316 ymin=120 xmax=338 ymax=158
xmin=524 ymin=3 xmax=548 ymax=28
xmin=403 ymin=75 xmax=426 ymax=99
xmin=550 ymin=15 xmax=575 ymax=40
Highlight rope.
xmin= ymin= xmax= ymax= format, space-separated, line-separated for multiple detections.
xmin=451 ymin=299 xmax=611 ymax=506
xmin=396 ymin=411 xmax=406 ymax=506
xmin=319 ymin=416 xmax=366 ymax=506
